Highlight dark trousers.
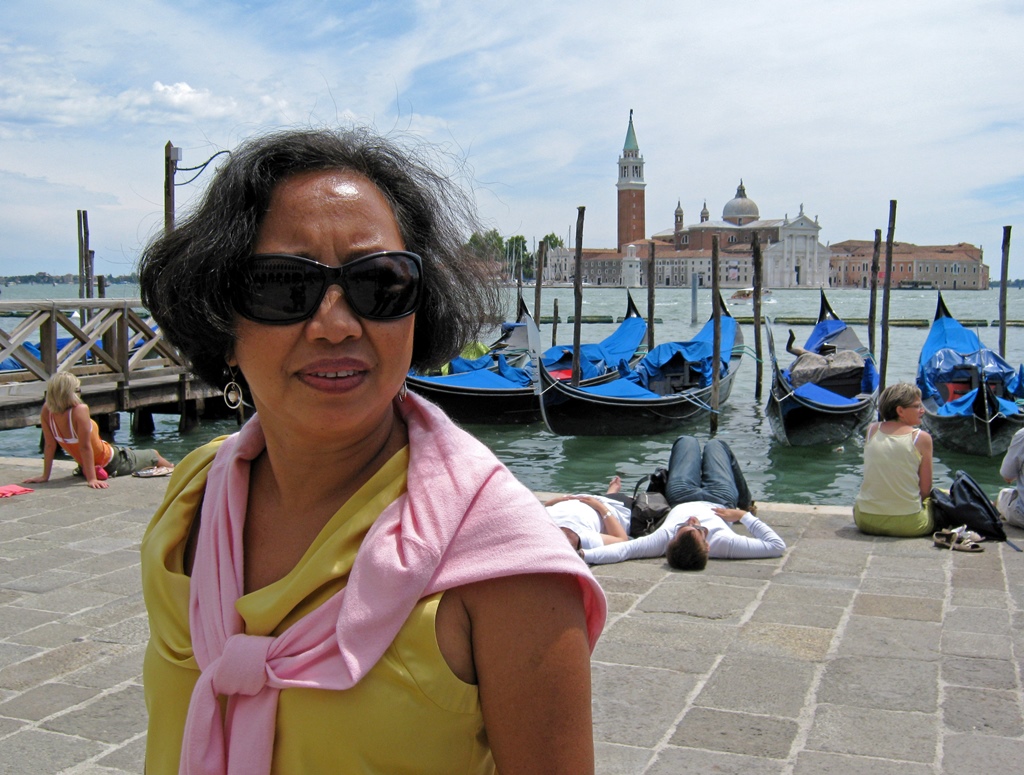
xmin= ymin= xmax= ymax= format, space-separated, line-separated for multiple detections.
xmin=664 ymin=436 xmax=752 ymax=510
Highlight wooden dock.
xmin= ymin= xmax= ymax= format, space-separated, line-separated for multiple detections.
xmin=0 ymin=299 xmax=223 ymax=432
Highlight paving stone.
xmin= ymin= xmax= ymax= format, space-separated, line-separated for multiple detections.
xmin=941 ymin=656 xmax=1020 ymax=690
xmin=0 ymin=642 xmax=42 ymax=671
xmin=670 ymin=707 xmax=798 ymax=759
xmin=593 ymin=742 xmax=652 ymax=775
xmin=943 ymin=605 xmax=1012 ymax=635
xmin=942 ymin=686 xmax=1024 ymax=736
xmin=941 ymin=630 xmax=1013 ymax=660
xmin=65 ymin=646 xmax=146 ymax=689
xmin=0 ymin=682 xmax=98 ymax=721
xmin=591 ymin=663 xmax=696 ymax=749
xmin=638 ymin=581 xmax=761 ymax=621
xmin=748 ymin=599 xmax=846 ymax=629
xmin=96 ymin=735 xmax=146 ymax=773
xmin=8 ymin=621 xmax=99 ymax=648
xmin=770 ymin=571 xmax=860 ymax=591
xmin=92 ymin=614 xmax=149 ymax=645
xmin=792 ymin=750 xmax=933 ymax=774
xmin=817 ymin=656 xmax=939 ymax=712
xmin=940 ymin=732 xmax=1024 ymax=774
xmin=600 ymin=615 xmax=738 ymax=659
xmin=693 ymin=654 xmax=816 ymax=717
xmin=648 ymin=746 xmax=789 ymax=774
xmin=732 ymin=621 xmax=834 ymax=661
xmin=2 ymin=569 xmax=90 ymax=593
xmin=852 ymin=593 xmax=943 ymax=622
xmin=805 ymin=704 xmax=937 ymax=762
xmin=0 ymin=727 xmax=104 ymax=775
xmin=760 ymin=583 xmax=853 ymax=608
xmin=9 ymin=585 xmax=122 ymax=615
xmin=950 ymin=567 xmax=1008 ymax=590
xmin=863 ymin=555 xmax=946 ymax=582
xmin=42 ymin=685 xmax=146 ymax=744
xmin=0 ymin=642 xmax=121 ymax=691
xmin=858 ymin=576 xmax=945 ymax=599
xmin=0 ymin=606 xmax=60 ymax=638
xmin=836 ymin=615 xmax=941 ymax=660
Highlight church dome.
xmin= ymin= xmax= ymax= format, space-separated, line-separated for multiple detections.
xmin=722 ymin=180 xmax=759 ymax=224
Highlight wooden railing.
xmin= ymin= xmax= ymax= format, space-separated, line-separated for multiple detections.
xmin=0 ymin=299 xmax=219 ymax=430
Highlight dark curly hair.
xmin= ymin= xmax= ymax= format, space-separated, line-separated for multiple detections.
xmin=138 ymin=127 xmax=503 ymax=390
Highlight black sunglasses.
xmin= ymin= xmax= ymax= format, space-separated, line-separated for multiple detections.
xmin=232 ymin=251 xmax=423 ymax=325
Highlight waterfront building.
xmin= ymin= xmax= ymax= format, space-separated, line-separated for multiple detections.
xmin=543 ymin=113 xmax=830 ymax=289
xmin=828 ymin=240 xmax=989 ymax=290
xmin=540 ymin=113 xmax=987 ymax=290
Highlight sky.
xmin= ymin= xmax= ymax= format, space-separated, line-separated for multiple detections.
xmin=1 ymin=0 xmax=1022 ymax=280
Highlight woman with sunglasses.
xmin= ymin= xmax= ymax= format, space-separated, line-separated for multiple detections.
xmin=137 ymin=128 xmax=605 ymax=775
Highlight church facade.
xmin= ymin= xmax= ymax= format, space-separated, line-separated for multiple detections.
xmin=543 ymin=113 xmax=831 ymax=289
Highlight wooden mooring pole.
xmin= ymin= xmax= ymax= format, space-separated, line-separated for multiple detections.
xmin=571 ymin=207 xmax=585 ymax=387
xmin=710 ymin=236 xmax=721 ymax=435
xmin=647 ymin=241 xmax=656 ymax=351
xmin=879 ymin=201 xmax=897 ymax=393
xmin=750 ymin=232 xmax=764 ymax=401
xmin=999 ymin=226 xmax=1012 ymax=357
xmin=868 ymin=229 xmax=881 ymax=357
xmin=534 ymin=239 xmax=546 ymax=322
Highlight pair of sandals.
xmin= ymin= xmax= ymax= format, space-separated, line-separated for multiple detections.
xmin=933 ymin=526 xmax=984 ymax=552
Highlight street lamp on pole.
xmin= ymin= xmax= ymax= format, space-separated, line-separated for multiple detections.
xmin=164 ymin=141 xmax=182 ymax=233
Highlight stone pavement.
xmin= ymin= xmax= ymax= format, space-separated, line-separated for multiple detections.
xmin=1 ymin=456 xmax=1023 ymax=774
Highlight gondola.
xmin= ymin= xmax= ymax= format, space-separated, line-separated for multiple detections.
xmin=916 ymin=293 xmax=1024 ymax=457
xmin=407 ymin=294 xmax=647 ymax=425
xmin=536 ymin=296 xmax=743 ymax=436
xmin=765 ymin=290 xmax=879 ymax=446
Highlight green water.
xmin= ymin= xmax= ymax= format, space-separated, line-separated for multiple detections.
xmin=4 ymin=284 xmax=1024 ymax=505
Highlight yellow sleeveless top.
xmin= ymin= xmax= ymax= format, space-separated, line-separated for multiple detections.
xmin=855 ymin=428 xmax=923 ymax=516
xmin=141 ymin=440 xmax=491 ymax=775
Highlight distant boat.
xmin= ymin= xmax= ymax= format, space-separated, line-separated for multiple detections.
xmin=407 ymin=294 xmax=647 ymax=425
xmin=536 ymin=294 xmax=743 ymax=437
xmin=916 ymin=293 xmax=1024 ymax=456
xmin=729 ymin=287 xmax=774 ymax=303
xmin=765 ymin=290 xmax=879 ymax=446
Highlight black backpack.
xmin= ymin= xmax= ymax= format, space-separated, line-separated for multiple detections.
xmin=629 ymin=467 xmax=672 ymax=538
xmin=930 ymin=470 xmax=1008 ymax=542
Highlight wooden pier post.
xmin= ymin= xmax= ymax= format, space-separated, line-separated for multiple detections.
xmin=647 ymin=241 xmax=656 ymax=351
xmin=711 ymin=236 xmax=721 ymax=435
xmin=751 ymin=232 xmax=764 ymax=400
xmin=868 ymin=229 xmax=881 ymax=357
xmin=690 ymin=273 xmax=698 ymax=324
xmin=571 ymin=207 xmax=585 ymax=387
xmin=534 ymin=239 xmax=546 ymax=324
xmin=999 ymin=226 xmax=1012 ymax=357
xmin=879 ymin=201 xmax=897 ymax=392
xmin=551 ymin=299 xmax=559 ymax=346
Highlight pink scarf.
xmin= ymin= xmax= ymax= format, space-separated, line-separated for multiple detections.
xmin=181 ymin=393 xmax=606 ymax=775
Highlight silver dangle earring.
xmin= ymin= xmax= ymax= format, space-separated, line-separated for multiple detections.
xmin=223 ymin=367 xmax=244 ymax=410
xmin=398 ymin=381 xmax=408 ymax=402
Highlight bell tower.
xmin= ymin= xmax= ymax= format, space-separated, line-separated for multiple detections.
xmin=616 ymin=110 xmax=646 ymax=251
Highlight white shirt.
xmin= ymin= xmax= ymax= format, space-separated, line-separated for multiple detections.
xmin=545 ymin=496 xmax=631 ymax=550
xmin=582 ymin=501 xmax=785 ymax=564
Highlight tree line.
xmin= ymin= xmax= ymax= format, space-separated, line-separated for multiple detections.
xmin=464 ymin=231 xmax=565 ymax=281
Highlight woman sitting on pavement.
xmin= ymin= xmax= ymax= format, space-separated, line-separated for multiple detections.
xmin=137 ymin=127 xmax=604 ymax=775
xmin=571 ymin=436 xmax=785 ymax=570
xmin=23 ymin=372 xmax=174 ymax=489
xmin=853 ymin=382 xmax=934 ymax=537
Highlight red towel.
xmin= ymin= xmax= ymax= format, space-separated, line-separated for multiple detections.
xmin=0 ymin=485 xmax=33 ymax=498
